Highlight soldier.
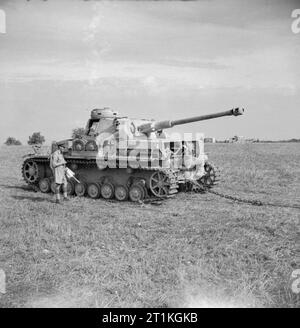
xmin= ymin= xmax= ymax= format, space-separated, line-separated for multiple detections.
xmin=50 ymin=142 xmax=69 ymax=204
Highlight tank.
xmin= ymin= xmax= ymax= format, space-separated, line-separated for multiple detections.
xmin=21 ymin=107 xmax=244 ymax=201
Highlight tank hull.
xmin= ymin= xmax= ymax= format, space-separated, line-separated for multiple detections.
xmin=22 ymin=155 xmax=179 ymax=201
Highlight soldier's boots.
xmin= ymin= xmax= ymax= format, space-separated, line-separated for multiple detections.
xmin=55 ymin=195 xmax=70 ymax=204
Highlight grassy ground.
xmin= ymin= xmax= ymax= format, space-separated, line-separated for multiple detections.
xmin=0 ymin=143 xmax=299 ymax=308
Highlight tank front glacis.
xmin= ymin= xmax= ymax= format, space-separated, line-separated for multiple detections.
xmin=21 ymin=107 xmax=244 ymax=201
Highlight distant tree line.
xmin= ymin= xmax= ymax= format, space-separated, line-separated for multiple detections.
xmin=27 ymin=132 xmax=45 ymax=145
xmin=216 ymin=138 xmax=300 ymax=143
xmin=71 ymin=127 xmax=85 ymax=139
xmin=4 ymin=132 xmax=46 ymax=146
xmin=259 ymin=139 xmax=300 ymax=143
xmin=4 ymin=137 xmax=22 ymax=146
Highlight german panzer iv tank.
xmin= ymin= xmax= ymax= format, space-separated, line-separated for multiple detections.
xmin=22 ymin=107 xmax=244 ymax=202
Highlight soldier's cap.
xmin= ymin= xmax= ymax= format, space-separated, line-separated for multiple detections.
xmin=51 ymin=141 xmax=58 ymax=153
xmin=52 ymin=141 xmax=64 ymax=148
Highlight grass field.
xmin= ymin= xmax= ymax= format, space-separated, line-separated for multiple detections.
xmin=0 ymin=143 xmax=299 ymax=308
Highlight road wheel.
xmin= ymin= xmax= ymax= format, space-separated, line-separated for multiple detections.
xmin=39 ymin=178 xmax=51 ymax=193
xmin=142 ymin=185 xmax=148 ymax=199
xmin=114 ymin=185 xmax=128 ymax=201
xmin=50 ymin=180 xmax=57 ymax=193
xmin=101 ymin=183 xmax=114 ymax=199
xmin=67 ymin=180 xmax=75 ymax=196
xmin=149 ymin=171 xmax=170 ymax=198
xmin=129 ymin=184 xmax=145 ymax=202
xmin=73 ymin=139 xmax=85 ymax=151
xmin=85 ymin=140 xmax=98 ymax=151
xmin=75 ymin=182 xmax=87 ymax=197
xmin=87 ymin=183 xmax=101 ymax=199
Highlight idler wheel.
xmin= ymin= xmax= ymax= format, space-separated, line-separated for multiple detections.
xmin=199 ymin=162 xmax=217 ymax=188
xmin=39 ymin=178 xmax=51 ymax=193
xmin=75 ymin=182 xmax=87 ymax=197
xmin=100 ymin=183 xmax=114 ymax=199
xmin=87 ymin=183 xmax=101 ymax=199
xmin=204 ymin=163 xmax=217 ymax=183
xmin=114 ymin=185 xmax=129 ymax=201
xmin=129 ymin=184 xmax=145 ymax=202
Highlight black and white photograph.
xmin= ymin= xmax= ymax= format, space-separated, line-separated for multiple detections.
xmin=0 ymin=0 xmax=299 ymax=311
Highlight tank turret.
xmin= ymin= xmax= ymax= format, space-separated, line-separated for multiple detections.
xmin=137 ymin=107 xmax=244 ymax=135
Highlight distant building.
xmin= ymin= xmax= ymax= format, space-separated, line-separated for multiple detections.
xmin=204 ymin=137 xmax=216 ymax=143
xmin=230 ymin=136 xmax=245 ymax=143
xmin=245 ymin=138 xmax=259 ymax=143
xmin=217 ymin=136 xmax=259 ymax=143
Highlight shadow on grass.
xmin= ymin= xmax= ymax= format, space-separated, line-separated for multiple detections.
xmin=0 ymin=184 xmax=38 ymax=192
xmin=11 ymin=195 xmax=49 ymax=202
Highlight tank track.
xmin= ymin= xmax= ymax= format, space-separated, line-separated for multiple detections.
xmin=198 ymin=162 xmax=221 ymax=189
xmin=21 ymin=156 xmax=178 ymax=201
xmin=180 ymin=162 xmax=221 ymax=192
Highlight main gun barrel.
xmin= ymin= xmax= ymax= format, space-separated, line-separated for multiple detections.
xmin=138 ymin=107 xmax=244 ymax=134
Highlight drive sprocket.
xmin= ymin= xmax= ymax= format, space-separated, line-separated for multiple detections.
xmin=22 ymin=158 xmax=44 ymax=184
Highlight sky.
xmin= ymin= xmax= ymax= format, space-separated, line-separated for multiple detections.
xmin=0 ymin=0 xmax=299 ymax=144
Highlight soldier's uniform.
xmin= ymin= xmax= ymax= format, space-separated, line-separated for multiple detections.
xmin=50 ymin=150 xmax=67 ymax=185
xmin=50 ymin=143 xmax=68 ymax=203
